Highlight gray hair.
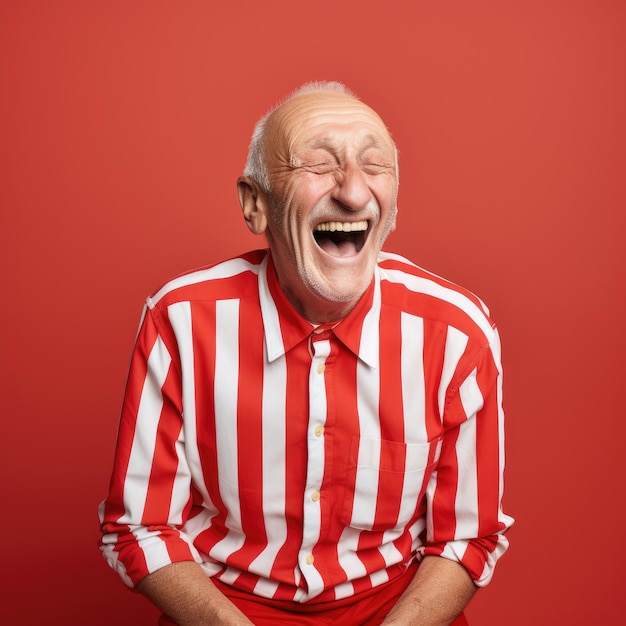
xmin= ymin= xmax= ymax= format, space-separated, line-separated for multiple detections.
xmin=242 ymin=81 xmax=397 ymax=193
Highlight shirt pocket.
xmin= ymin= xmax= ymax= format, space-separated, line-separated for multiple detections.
xmin=339 ymin=436 xmax=441 ymax=532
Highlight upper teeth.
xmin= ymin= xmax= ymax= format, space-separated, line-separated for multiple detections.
xmin=314 ymin=220 xmax=368 ymax=232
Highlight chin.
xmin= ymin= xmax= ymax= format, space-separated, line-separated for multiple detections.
xmin=307 ymin=273 xmax=370 ymax=305
xmin=328 ymin=254 xmax=375 ymax=288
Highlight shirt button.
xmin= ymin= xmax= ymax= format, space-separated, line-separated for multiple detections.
xmin=314 ymin=425 xmax=324 ymax=437
xmin=311 ymin=491 xmax=320 ymax=502
xmin=317 ymin=363 xmax=325 ymax=374
xmin=305 ymin=554 xmax=314 ymax=565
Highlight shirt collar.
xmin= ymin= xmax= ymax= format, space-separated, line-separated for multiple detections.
xmin=258 ymin=252 xmax=380 ymax=368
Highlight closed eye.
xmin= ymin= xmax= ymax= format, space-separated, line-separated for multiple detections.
xmin=304 ymin=162 xmax=337 ymax=174
xmin=360 ymin=145 xmax=395 ymax=175
xmin=362 ymin=163 xmax=393 ymax=175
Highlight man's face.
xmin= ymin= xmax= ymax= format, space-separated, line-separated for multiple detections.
xmin=250 ymin=92 xmax=398 ymax=323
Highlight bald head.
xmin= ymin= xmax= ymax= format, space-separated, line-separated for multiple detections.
xmin=243 ymin=82 xmax=398 ymax=193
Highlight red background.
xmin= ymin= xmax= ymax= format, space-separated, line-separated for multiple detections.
xmin=2 ymin=1 xmax=624 ymax=623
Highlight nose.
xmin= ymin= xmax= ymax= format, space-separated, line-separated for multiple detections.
xmin=331 ymin=163 xmax=373 ymax=212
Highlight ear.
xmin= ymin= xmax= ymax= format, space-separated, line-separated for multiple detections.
xmin=237 ymin=176 xmax=268 ymax=235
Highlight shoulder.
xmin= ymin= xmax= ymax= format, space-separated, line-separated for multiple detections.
xmin=146 ymin=249 xmax=268 ymax=312
xmin=377 ymin=251 xmax=497 ymax=347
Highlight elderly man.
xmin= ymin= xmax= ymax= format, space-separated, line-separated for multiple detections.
xmin=99 ymin=82 xmax=513 ymax=625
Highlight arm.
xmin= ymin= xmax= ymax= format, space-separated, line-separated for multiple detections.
xmin=381 ymin=556 xmax=476 ymax=625
xmin=383 ymin=331 xmax=513 ymax=623
xmin=421 ymin=331 xmax=513 ymax=586
xmin=137 ymin=562 xmax=253 ymax=626
xmin=99 ymin=306 xmax=211 ymax=589
xmin=100 ymin=301 xmax=256 ymax=623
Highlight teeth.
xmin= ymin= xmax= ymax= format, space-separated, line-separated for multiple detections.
xmin=314 ymin=220 xmax=368 ymax=233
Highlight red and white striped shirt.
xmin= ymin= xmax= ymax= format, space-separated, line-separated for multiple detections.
xmin=99 ymin=249 xmax=513 ymax=602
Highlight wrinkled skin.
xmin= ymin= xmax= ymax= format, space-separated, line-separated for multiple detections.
xmin=238 ymin=91 xmax=399 ymax=323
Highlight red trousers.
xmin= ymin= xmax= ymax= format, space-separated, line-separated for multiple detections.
xmin=158 ymin=564 xmax=469 ymax=625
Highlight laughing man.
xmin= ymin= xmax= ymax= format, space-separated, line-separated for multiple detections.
xmin=99 ymin=82 xmax=513 ymax=625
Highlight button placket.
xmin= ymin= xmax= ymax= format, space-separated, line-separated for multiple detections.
xmin=298 ymin=336 xmax=331 ymax=593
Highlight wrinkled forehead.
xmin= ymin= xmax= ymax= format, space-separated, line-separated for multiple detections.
xmin=266 ymin=92 xmax=395 ymax=156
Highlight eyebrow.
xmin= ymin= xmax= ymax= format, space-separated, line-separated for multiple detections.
xmin=306 ymin=134 xmax=388 ymax=151
xmin=306 ymin=136 xmax=338 ymax=151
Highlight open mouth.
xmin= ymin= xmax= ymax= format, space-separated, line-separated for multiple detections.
xmin=313 ymin=220 xmax=369 ymax=257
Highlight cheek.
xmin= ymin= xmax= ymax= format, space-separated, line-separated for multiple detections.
xmin=373 ymin=173 xmax=398 ymax=199
xmin=295 ymin=174 xmax=336 ymax=204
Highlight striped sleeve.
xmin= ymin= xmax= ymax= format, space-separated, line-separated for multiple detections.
xmin=98 ymin=303 xmax=201 ymax=587
xmin=422 ymin=326 xmax=513 ymax=586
